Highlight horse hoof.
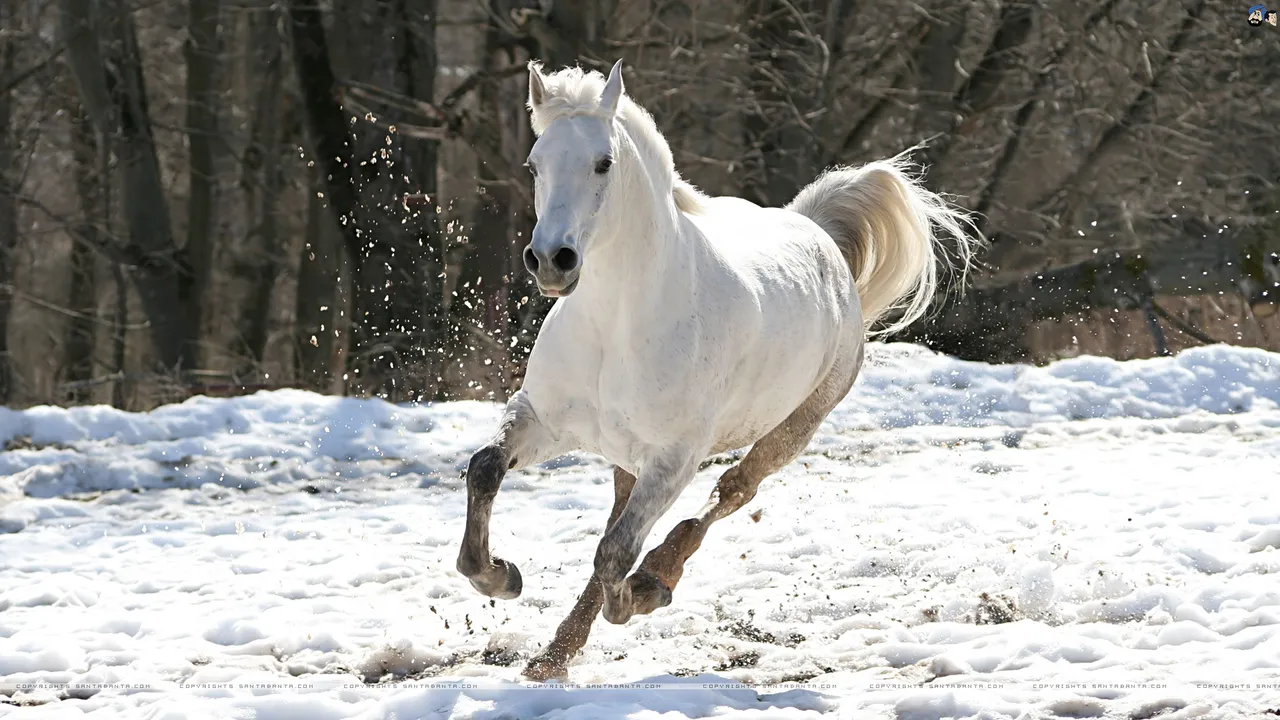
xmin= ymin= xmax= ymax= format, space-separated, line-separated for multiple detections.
xmin=601 ymin=601 xmax=632 ymax=625
xmin=628 ymin=570 xmax=673 ymax=615
xmin=601 ymin=584 xmax=634 ymax=625
xmin=468 ymin=557 xmax=523 ymax=600
xmin=523 ymin=653 xmax=569 ymax=682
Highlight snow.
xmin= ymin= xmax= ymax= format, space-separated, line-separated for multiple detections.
xmin=1 ymin=343 xmax=1278 ymax=719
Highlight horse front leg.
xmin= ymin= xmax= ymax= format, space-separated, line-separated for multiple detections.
xmin=523 ymin=466 xmax=636 ymax=681
xmin=593 ymin=450 xmax=702 ymax=625
xmin=456 ymin=394 xmax=563 ymax=599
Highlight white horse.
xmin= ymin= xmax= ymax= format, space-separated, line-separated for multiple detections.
xmin=456 ymin=59 xmax=980 ymax=680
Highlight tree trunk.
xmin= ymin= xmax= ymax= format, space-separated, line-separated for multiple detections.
xmin=65 ymin=102 xmax=104 ymax=402
xmin=109 ymin=262 xmax=130 ymax=408
xmin=286 ymin=0 xmax=368 ymax=394
xmin=238 ymin=8 xmax=288 ymax=369
xmin=295 ymin=172 xmax=348 ymax=393
xmin=378 ymin=0 xmax=443 ymax=400
xmin=456 ymin=15 xmax=522 ymax=393
xmin=60 ymin=0 xmax=193 ymax=373
xmin=1020 ymin=0 xmax=1207 ymax=232
xmin=287 ymin=0 xmax=443 ymax=400
xmin=284 ymin=0 xmax=361 ymax=262
xmin=0 ymin=13 xmax=17 ymax=403
xmin=905 ymin=1 xmax=1220 ymax=361
xmin=516 ymin=0 xmax=618 ymax=67
xmin=972 ymin=0 xmax=1119 ymax=224
xmin=907 ymin=4 xmax=968 ymax=166
xmin=184 ymin=0 xmax=222 ymax=368
xmin=918 ymin=1 xmax=1031 ymax=178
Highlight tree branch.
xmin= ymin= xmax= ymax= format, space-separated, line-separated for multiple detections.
xmin=1028 ymin=0 xmax=1208 ymax=217
xmin=0 ymin=46 xmax=65 ymax=95
xmin=1150 ymin=300 xmax=1223 ymax=345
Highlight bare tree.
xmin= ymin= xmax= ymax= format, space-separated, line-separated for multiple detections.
xmin=739 ymin=0 xmax=826 ymax=207
xmin=286 ymin=0 xmax=445 ymax=399
xmin=59 ymin=0 xmax=194 ymax=372
xmin=0 ymin=1 xmax=18 ymax=402
xmin=64 ymin=100 xmax=104 ymax=402
xmin=183 ymin=0 xmax=222 ymax=368
xmin=295 ymin=172 xmax=350 ymax=393
xmin=234 ymin=2 xmax=289 ymax=371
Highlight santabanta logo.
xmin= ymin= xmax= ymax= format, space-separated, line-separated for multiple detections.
xmin=1248 ymin=4 xmax=1279 ymax=25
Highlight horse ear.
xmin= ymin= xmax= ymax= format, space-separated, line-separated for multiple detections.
xmin=598 ymin=59 xmax=624 ymax=116
xmin=528 ymin=61 xmax=547 ymax=110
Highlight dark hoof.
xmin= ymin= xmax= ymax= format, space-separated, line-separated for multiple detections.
xmin=466 ymin=557 xmax=523 ymax=600
xmin=523 ymin=651 xmax=570 ymax=682
xmin=627 ymin=570 xmax=673 ymax=616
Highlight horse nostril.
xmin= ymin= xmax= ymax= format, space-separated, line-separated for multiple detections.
xmin=523 ymin=246 xmax=539 ymax=273
xmin=552 ymin=247 xmax=579 ymax=272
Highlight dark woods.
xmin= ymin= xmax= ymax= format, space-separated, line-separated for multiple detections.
xmin=0 ymin=0 xmax=1276 ymax=410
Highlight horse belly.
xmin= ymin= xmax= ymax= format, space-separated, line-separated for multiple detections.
xmin=711 ymin=311 xmax=841 ymax=453
xmin=710 ymin=367 xmax=822 ymax=453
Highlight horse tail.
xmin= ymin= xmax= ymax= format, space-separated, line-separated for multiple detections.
xmin=784 ymin=153 xmax=983 ymax=337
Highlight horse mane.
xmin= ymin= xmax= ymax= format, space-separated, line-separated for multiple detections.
xmin=527 ymin=61 xmax=708 ymax=216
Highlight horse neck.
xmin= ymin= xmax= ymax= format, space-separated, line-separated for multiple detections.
xmin=579 ymin=155 xmax=688 ymax=300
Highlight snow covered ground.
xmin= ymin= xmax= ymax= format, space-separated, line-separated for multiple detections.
xmin=1 ymin=343 xmax=1278 ymax=719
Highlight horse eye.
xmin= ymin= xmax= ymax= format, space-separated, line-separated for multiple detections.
xmin=594 ymin=157 xmax=613 ymax=174
xmin=526 ymin=162 xmax=538 ymax=178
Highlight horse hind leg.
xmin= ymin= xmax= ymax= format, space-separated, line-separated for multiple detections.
xmin=620 ymin=357 xmax=860 ymax=618
xmin=524 ymin=466 xmax=636 ymax=681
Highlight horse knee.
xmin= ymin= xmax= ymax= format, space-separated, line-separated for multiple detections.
xmin=594 ymin=530 xmax=637 ymax=585
xmin=466 ymin=445 xmax=508 ymax=494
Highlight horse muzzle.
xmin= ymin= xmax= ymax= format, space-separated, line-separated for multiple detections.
xmin=523 ymin=241 xmax=582 ymax=297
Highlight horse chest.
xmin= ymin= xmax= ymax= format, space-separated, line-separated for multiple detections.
xmin=525 ymin=339 xmax=701 ymax=469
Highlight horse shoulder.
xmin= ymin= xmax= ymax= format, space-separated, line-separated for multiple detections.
xmin=521 ymin=303 xmax=606 ymax=423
